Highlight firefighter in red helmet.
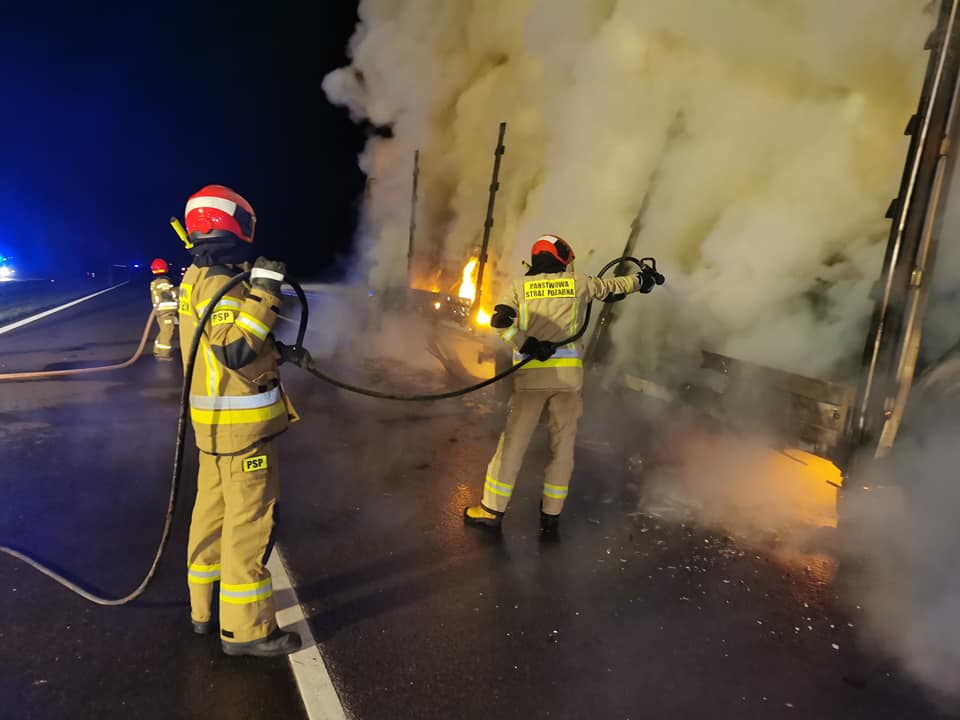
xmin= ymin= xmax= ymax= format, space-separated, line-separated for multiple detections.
xmin=464 ymin=234 xmax=662 ymax=536
xmin=149 ymin=258 xmax=179 ymax=360
xmin=178 ymin=184 xmax=309 ymax=657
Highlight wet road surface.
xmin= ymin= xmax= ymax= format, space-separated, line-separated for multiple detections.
xmin=0 ymin=284 xmax=955 ymax=719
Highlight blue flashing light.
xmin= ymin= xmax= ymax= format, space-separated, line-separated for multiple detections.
xmin=133 ymin=263 xmax=141 ymax=269
xmin=368 ymin=289 xmax=375 ymax=297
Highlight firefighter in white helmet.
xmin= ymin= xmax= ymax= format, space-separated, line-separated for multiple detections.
xmin=464 ymin=235 xmax=662 ymax=536
xmin=149 ymin=258 xmax=179 ymax=360
xmin=178 ymin=184 xmax=310 ymax=657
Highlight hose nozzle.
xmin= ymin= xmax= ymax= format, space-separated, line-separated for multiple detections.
xmin=637 ymin=257 xmax=665 ymax=292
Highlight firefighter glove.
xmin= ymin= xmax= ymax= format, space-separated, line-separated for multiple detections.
xmin=276 ymin=340 xmax=313 ymax=369
xmin=491 ymin=304 xmax=517 ymax=329
xmin=637 ymin=265 xmax=665 ymax=294
xmin=520 ymin=336 xmax=557 ymax=362
xmin=251 ymin=257 xmax=286 ymax=296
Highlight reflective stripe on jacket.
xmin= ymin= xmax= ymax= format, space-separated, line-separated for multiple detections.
xmin=150 ymin=275 xmax=179 ymax=316
xmin=178 ymin=264 xmax=297 ymax=454
xmin=498 ymin=270 xmax=639 ymax=392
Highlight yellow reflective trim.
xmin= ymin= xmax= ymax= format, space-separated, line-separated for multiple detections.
xmin=202 ymin=340 xmax=219 ymax=397
xmin=190 ymin=399 xmax=287 ymax=426
xmin=220 ymin=577 xmax=274 ymax=604
xmin=543 ymin=483 xmax=569 ymax=499
xmin=500 ymin=326 xmax=518 ymax=343
xmin=221 ymin=578 xmax=272 ymax=593
xmin=515 ymin=358 xmax=584 ymax=369
xmin=187 ymin=562 xmax=221 ymax=584
xmin=484 ymin=476 xmax=514 ymax=497
xmin=221 ymin=589 xmax=273 ymax=605
xmin=188 ymin=575 xmax=220 ymax=585
xmin=236 ymin=312 xmax=269 ymax=340
xmin=197 ymin=297 xmax=242 ymax=314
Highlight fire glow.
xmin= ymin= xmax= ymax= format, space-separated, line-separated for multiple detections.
xmin=458 ymin=258 xmax=478 ymax=301
xmin=458 ymin=257 xmax=491 ymax=326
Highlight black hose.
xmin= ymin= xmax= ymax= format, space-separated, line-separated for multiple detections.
xmin=302 ymin=256 xmax=649 ymax=401
xmin=0 ymin=271 xmax=309 ymax=605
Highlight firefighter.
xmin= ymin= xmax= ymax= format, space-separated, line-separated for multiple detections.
xmin=464 ymin=234 xmax=662 ymax=536
xmin=149 ymin=258 xmax=179 ymax=360
xmin=178 ymin=184 xmax=310 ymax=657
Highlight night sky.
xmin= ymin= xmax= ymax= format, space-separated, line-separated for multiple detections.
xmin=0 ymin=1 xmax=366 ymax=280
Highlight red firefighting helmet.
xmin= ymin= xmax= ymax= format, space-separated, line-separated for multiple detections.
xmin=184 ymin=185 xmax=256 ymax=244
xmin=531 ymin=234 xmax=575 ymax=266
xmin=150 ymin=258 xmax=168 ymax=275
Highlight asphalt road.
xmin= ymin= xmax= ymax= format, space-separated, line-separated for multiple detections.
xmin=0 ymin=283 xmax=955 ymax=719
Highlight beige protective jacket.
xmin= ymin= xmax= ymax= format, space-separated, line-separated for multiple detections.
xmin=497 ymin=270 xmax=640 ymax=392
xmin=178 ymin=264 xmax=297 ymax=455
xmin=150 ymin=275 xmax=179 ymax=316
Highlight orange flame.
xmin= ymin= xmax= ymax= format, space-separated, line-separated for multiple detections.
xmin=459 ymin=257 xmax=491 ymax=326
xmin=459 ymin=258 xmax=478 ymax=301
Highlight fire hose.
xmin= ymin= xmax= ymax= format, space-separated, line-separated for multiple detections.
xmin=0 ymin=310 xmax=157 ymax=382
xmin=302 ymin=256 xmax=663 ymax=400
xmin=0 ymin=255 xmax=661 ymax=605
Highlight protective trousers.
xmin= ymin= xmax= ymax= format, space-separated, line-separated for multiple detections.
xmin=187 ymin=441 xmax=279 ymax=644
xmin=483 ymin=390 xmax=583 ymax=515
xmin=153 ymin=310 xmax=177 ymax=359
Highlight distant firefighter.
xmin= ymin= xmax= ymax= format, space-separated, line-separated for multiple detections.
xmin=178 ymin=184 xmax=308 ymax=658
xmin=464 ymin=235 xmax=662 ymax=537
xmin=149 ymin=258 xmax=179 ymax=360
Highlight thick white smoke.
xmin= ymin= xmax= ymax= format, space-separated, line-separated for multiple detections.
xmin=322 ymin=0 xmax=960 ymax=703
xmin=324 ymin=0 xmax=933 ymax=380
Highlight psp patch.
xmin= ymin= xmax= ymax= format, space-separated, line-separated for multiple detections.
xmin=243 ymin=455 xmax=268 ymax=473
xmin=523 ymin=278 xmax=576 ymax=300
xmin=211 ymin=310 xmax=235 ymax=326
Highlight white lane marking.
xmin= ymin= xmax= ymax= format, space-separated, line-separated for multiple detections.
xmin=269 ymin=547 xmax=348 ymax=720
xmin=0 ymin=282 xmax=129 ymax=337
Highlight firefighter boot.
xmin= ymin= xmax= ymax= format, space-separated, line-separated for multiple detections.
xmin=463 ymin=504 xmax=502 ymax=530
xmin=540 ymin=509 xmax=560 ymax=539
xmin=191 ymin=602 xmax=219 ymax=635
xmin=222 ymin=628 xmax=302 ymax=657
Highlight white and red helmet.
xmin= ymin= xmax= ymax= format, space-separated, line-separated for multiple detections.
xmin=185 ymin=185 xmax=256 ymax=244
xmin=531 ymin=234 xmax=575 ymax=266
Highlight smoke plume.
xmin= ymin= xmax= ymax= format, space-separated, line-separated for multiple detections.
xmin=324 ymin=0 xmax=933 ymax=380
xmin=321 ymin=0 xmax=960 ymax=703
